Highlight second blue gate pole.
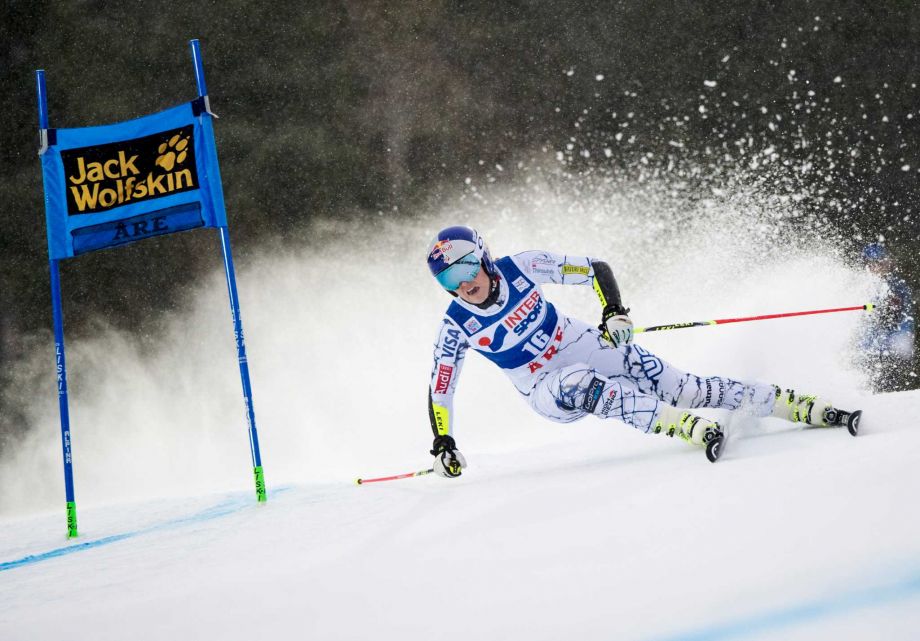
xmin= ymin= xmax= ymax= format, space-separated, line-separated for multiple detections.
xmin=219 ymin=227 xmax=265 ymax=502
xmin=189 ymin=39 xmax=265 ymax=503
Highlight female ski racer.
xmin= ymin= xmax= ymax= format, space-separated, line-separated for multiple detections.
xmin=425 ymin=225 xmax=852 ymax=477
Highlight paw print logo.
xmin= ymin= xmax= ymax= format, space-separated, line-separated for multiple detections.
xmin=155 ymin=134 xmax=190 ymax=171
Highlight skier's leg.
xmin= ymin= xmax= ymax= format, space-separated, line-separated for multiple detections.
xmin=528 ymin=364 xmax=721 ymax=446
xmin=587 ymin=342 xmax=778 ymax=416
xmin=600 ymin=344 xmax=839 ymax=427
xmin=552 ymin=319 xmax=837 ymax=430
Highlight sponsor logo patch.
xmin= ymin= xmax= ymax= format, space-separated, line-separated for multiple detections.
xmin=62 ymin=126 xmax=198 ymax=215
xmin=463 ymin=317 xmax=482 ymax=334
xmin=511 ymin=276 xmax=529 ymax=292
xmin=582 ymin=377 xmax=606 ymax=412
xmin=434 ymin=364 xmax=454 ymax=393
xmin=440 ymin=327 xmax=462 ymax=359
xmin=600 ymin=388 xmax=618 ymax=416
xmin=502 ymin=290 xmax=543 ymax=336
xmin=561 ymin=264 xmax=590 ymax=276
xmin=429 ymin=239 xmax=453 ymax=261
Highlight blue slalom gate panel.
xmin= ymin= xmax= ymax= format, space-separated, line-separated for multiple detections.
xmin=36 ymin=39 xmax=266 ymax=539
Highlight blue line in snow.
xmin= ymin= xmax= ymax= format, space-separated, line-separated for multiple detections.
xmin=643 ymin=572 xmax=920 ymax=641
xmin=0 ymin=488 xmax=291 ymax=573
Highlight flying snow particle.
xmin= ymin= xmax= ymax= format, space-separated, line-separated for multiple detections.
xmin=833 ymin=76 xmax=842 ymax=83
xmin=902 ymin=165 xmax=911 ymax=171
xmin=603 ymin=148 xmax=613 ymax=157
xmin=565 ymin=68 xmax=575 ymax=77
xmin=595 ymin=74 xmax=605 ymax=81
xmin=704 ymin=80 xmax=717 ymax=88
xmin=721 ymin=54 xmax=731 ymax=62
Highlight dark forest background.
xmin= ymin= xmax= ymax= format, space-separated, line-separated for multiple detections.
xmin=2 ymin=0 xmax=919 ymax=443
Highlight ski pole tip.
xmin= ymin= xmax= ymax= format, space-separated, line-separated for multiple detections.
xmin=864 ymin=303 xmax=875 ymax=312
xmin=355 ymin=478 xmax=363 ymax=485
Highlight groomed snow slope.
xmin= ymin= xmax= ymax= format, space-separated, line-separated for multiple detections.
xmin=1 ymin=390 xmax=919 ymax=641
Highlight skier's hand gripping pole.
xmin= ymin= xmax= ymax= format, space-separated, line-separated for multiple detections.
xmin=431 ymin=434 xmax=467 ymax=478
xmin=354 ymin=435 xmax=468 ymax=484
xmin=591 ymin=260 xmax=633 ymax=347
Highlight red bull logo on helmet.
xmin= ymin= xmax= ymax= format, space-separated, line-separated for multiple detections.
xmin=430 ymin=239 xmax=453 ymax=261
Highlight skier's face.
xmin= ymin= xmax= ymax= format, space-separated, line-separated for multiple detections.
xmin=456 ymin=263 xmax=490 ymax=304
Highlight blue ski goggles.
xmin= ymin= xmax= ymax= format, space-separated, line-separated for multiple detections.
xmin=435 ymin=253 xmax=482 ymax=291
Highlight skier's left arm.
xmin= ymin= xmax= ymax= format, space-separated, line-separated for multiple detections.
xmin=512 ymin=251 xmax=633 ymax=346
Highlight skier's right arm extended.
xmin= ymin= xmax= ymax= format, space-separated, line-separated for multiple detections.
xmin=428 ymin=317 xmax=470 ymax=477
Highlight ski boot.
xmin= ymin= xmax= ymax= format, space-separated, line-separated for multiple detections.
xmin=654 ymin=405 xmax=725 ymax=462
xmin=771 ymin=387 xmax=861 ymax=436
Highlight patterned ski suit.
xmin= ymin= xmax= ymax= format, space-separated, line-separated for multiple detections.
xmin=428 ymin=251 xmax=776 ymax=440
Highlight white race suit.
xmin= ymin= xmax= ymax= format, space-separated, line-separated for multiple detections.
xmin=428 ymin=251 xmax=776 ymax=438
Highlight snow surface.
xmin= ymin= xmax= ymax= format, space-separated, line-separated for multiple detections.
xmin=2 ymin=185 xmax=919 ymax=639
xmin=2 ymin=392 xmax=920 ymax=640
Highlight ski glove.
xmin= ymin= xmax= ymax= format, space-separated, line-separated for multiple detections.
xmin=431 ymin=434 xmax=467 ymax=478
xmin=600 ymin=304 xmax=633 ymax=348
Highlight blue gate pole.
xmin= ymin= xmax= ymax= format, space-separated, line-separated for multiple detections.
xmin=189 ymin=40 xmax=266 ymax=502
xmin=37 ymin=70 xmax=79 ymax=538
